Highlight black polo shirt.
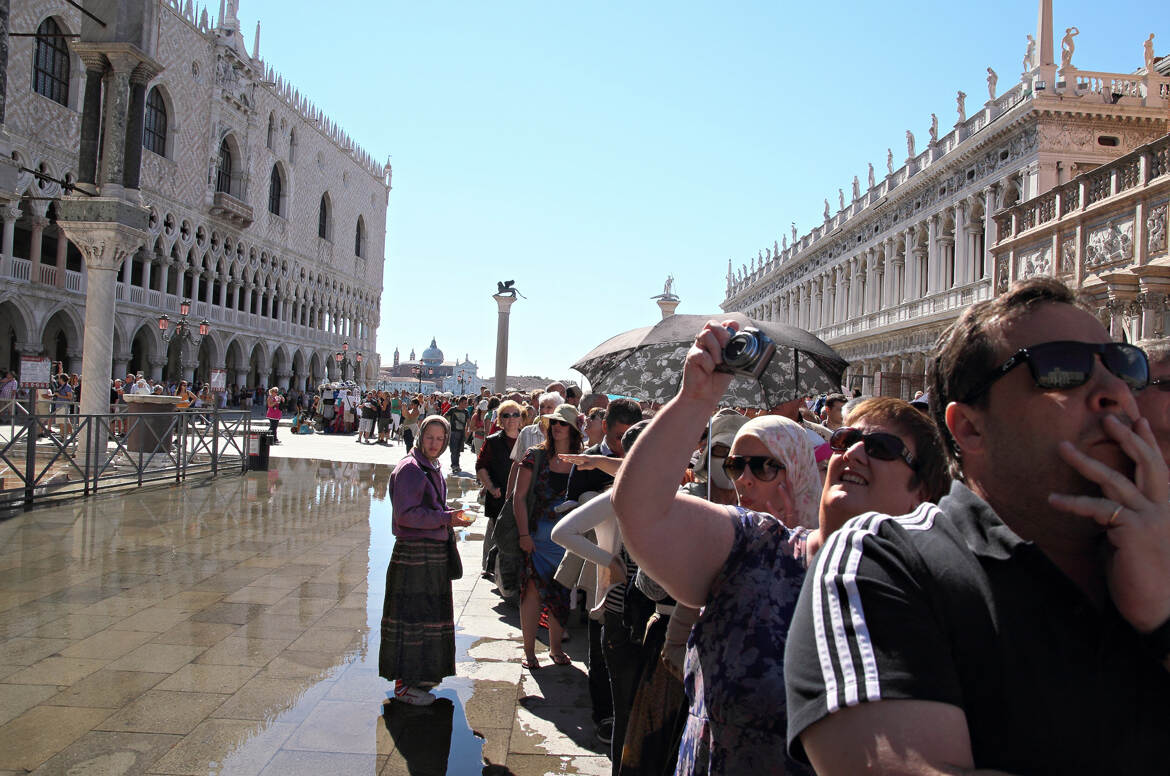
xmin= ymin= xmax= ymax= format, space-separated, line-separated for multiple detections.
xmin=785 ymin=481 xmax=1170 ymax=774
xmin=566 ymin=441 xmax=616 ymax=501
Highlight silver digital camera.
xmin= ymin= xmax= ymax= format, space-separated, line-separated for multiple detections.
xmin=718 ymin=327 xmax=777 ymax=380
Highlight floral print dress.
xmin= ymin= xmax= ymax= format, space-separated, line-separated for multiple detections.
xmin=675 ymin=506 xmax=813 ymax=776
xmin=518 ymin=448 xmax=571 ymax=627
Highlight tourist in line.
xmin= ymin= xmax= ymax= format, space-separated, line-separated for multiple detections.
xmin=380 ymin=414 xmax=474 ymax=706
xmin=513 ymin=403 xmax=582 ymax=670
xmin=476 ymin=399 xmax=522 ymax=578
xmin=265 ymin=386 xmax=283 ymax=444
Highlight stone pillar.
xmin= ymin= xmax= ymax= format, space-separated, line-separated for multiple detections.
xmin=811 ymin=281 xmax=823 ymax=331
xmin=112 ymin=353 xmax=131 ymax=381
xmin=276 ymin=370 xmax=291 ymax=390
xmin=56 ymin=203 xmax=148 ymax=470
xmin=123 ymin=68 xmax=152 ymax=191
xmin=926 ymin=216 xmax=939 ymax=294
xmin=492 ymin=293 xmax=517 ymax=393
xmin=983 ymin=187 xmax=997 ymax=280
xmin=54 ymin=226 xmax=68 ymax=288
xmin=0 ymin=204 xmax=20 ymax=275
xmin=953 ymin=203 xmax=968 ymax=286
xmin=656 ymin=296 xmax=680 ymax=318
xmin=141 ymin=255 xmax=153 ymax=293
xmin=27 ymin=215 xmax=47 ymax=283
xmin=148 ymin=356 xmax=166 ymax=382
xmin=77 ymin=65 xmax=104 ymax=189
xmin=97 ymin=55 xmax=136 ymax=197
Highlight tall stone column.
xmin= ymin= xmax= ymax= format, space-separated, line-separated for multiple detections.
xmin=492 ymin=293 xmax=518 ymax=393
xmin=0 ymin=204 xmax=20 ymax=275
xmin=983 ymin=187 xmax=997 ymax=280
xmin=148 ymin=356 xmax=166 ymax=382
xmin=656 ymin=296 xmax=680 ymax=318
xmin=27 ymin=215 xmax=48 ymax=283
xmin=54 ymin=227 xmax=68 ymax=288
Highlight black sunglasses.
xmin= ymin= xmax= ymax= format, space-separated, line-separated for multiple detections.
xmin=830 ymin=427 xmax=918 ymax=471
xmin=722 ymin=455 xmax=784 ymax=482
xmin=548 ymin=419 xmax=571 ymax=427
xmin=499 ymin=412 xmax=521 ymax=419
xmin=962 ymin=341 xmax=1149 ymax=403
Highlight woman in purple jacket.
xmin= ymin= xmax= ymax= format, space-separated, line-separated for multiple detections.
xmin=379 ymin=415 xmax=474 ymax=705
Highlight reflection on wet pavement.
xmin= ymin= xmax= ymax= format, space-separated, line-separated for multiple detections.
xmin=0 ymin=457 xmax=609 ymax=774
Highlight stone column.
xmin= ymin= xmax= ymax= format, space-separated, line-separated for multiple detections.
xmin=276 ymin=369 xmax=291 ymax=390
xmin=0 ymin=204 xmax=20 ymax=276
xmin=27 ymin=215 xmax=48 ymax=284
xmin=983 ymin=187 xmax=997 ymax=280
xmin=926 ymin=216 xmax=939 ymax=294
xmin=53 ymin=226 xmax=68 ymax=288
xmin=953 ymin=203 xmax=968 ymax=286
xmin=492 ymin=293 xmax=517 ymax=393
xmin=122 ymin=65 xmax=156 ymax=191
xmin=55 ymin=203 xmax=148 ymax=470
xmin=141 ymin=255 xmax=152 ymax=293
xmin=148 ymin=356 xmax=166 ymax=382
xmin=656 ymin=296 xmax=680 ymax=318
xmin=112 ymin=352 xmax=131 ymax=380
xmin=77 ymin=64 xmax=105 ymax=190
xmin=158 ymin=260 xmax=170 ymax=297
xmin=96 ymin=54 xmax=136 ymax=198
xmin=811 ymin=280 xmax=823 ymax=331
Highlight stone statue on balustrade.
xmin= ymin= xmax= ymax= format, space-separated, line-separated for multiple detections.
xmin=791 ymin=222 xmax=798 ymax=244
xmin=839 ymin=189 xmax=845 ymax=210
xmin=824 ymin=199 xmax=830 ymax=220
xmin=852 ymin=176 xmax=860 ymax=201
xmin=1061 ymin=27 xmax=1079 ymax=71
xmin=929 ymin=114 xmax=938 ymax=144
xmin=1024 ymin=34 xmax=1035 ymax=73
xmin=1146 ymin=34 xmax=1157 ymax=73
xmin=987 ymin=67 xmax=998 ymax=101
xmin=868 ymin=163 xmax=875 ymax=189
xmin=956 ymin=91 xmax=966 ymax=122
xmin=887 ymin=148 xmax=894 ymax=174
xmin=773 ymin=240 xmax=780 ymax=258
xmin=906 ymin=131 xmax=915 ymax=159
xmin=658 ymin=275 xmax=676 ymax=300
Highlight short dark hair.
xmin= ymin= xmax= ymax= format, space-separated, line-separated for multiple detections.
xmin=846 ymin=397 xmax=950 ymax=503
xmin=620 ymin=419 xmax=651 ymax=452
xmin=825 ymin=393 xmax=847 ymax=411
xmin=606 ymin=398 xmax=642 ymax=427
xmin=580 ymin=392 xmax=607 ymax=413
xmin=928 ymin=276 xmax=1085 ymax=479
xmin=566 ymin=385 xmax=582 ymax=400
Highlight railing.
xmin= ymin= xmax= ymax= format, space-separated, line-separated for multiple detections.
xmin=115 ymin=281 xmax=125 ymax=301
xmin=0 ymin=404 xmax=250 ymax=513
xmin=39 ymin=265 xmax=56 ymax=285
xmin=147 ymin=289 xmax=161 ymax=307
xmin=130 ymin=285 xmax=144 ymax=304
xmin=815 ymin=279 xmax=992 ymax=342
xmin=65 ymin=269 xmax=83 ymax=292
xmin=10 ymin=257 xmax=30 ymax=280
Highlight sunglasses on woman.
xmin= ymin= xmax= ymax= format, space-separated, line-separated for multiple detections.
xmin=721 ymin=455 xmax=785 ymax=482
xmin=829 ymin=426 xmax=918 ymax=471
xmin=962 ymin=340 xmax=1148 ymax=402
xmin=499 ymin=412 xmax=521 ymax=419
xmin=548 ymin=419 xmax=571 ymax=427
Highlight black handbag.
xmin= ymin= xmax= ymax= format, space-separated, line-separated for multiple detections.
xmin=446 ymin=527 xmax=463 ymax=581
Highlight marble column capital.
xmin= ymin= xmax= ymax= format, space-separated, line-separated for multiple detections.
xmin=15 ymin=341 xmax=43 ymax=355
xmin=26 ymin=215 xmax=49 ymax=230
xmin=0 ymin=205 xmax=23 ymax=223
xmin=148 ymin=356 xmax=169 ymax=368
xmin=57 ymin=221 xmax=148 ymax=272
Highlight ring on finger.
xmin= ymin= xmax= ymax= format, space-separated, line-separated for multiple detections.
xmin=1108 ymin=504 xmax=1124 ymax=527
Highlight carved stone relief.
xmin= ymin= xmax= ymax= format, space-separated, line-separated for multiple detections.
xmin=1060 ymin=237 xmax=1076 ymax=275
xmin=1148 ymin=204 xmax=1167 ymax=255
xmin=1016 ymin=245 xmax=1051 ymax=279
xmin=1084 ymin=218 xmax=1134 ymax=269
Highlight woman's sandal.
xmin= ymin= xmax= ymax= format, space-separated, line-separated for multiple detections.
xmin=521 ymin=656 xmax=541 ymax=671
xmin=549 ymin=652 xmax=572 ymax=666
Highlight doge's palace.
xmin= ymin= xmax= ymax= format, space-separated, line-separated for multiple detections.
xmin=722 ymin=2 xmax=1170 ymax=398
xmin=0 ymin=0 xmax=389 ymax=390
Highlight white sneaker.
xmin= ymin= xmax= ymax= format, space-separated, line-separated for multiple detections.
xmin=394 ymin=685 xmax=435 ymax=706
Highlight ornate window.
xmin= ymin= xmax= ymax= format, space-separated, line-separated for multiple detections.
xmin=216 ymin=139 xmax=232 ymax=194
xmin=33 ymin=18 xmax=70 ymax=106
xmin=143 ymin=87 xmax=168 ymax=157
xmin=318 ymin=194 xmax=330 ymax=240
xmin=355 ymin=216 xmax=365 ymax=258
xmin=268 ymin=165 xmax=283 ymax=216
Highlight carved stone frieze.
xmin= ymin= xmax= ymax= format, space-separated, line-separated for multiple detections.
xmin=1084 ymin=218 xmax=1134 ymax=269
xmin=1148 ymin=204 xmax=1167 ymax=255
xmin=1060 ymin=237 xmax=1076 ymax=275
xmin=1016 ymin=245 xmax=1052 ymax=279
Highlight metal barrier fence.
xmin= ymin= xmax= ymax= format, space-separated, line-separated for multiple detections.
xmin=0 ymin=404 xmax=250 ymax=512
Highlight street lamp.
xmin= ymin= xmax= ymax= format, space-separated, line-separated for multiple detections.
xmin=411 ymin=365 xmax=433 ymax=392
xmin=457 ymin=369 xmax=466 ymax=395
xmin=334 ymin=341 xmax=362 ymax=381
xmin=158 ymin=299 xmax=210 ymax=346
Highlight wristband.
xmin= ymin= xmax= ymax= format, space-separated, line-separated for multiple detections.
xmin=1140 ymin=617 xmax=1170 ymax=660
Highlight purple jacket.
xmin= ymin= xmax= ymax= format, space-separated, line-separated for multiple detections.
xmin=390 ymin=449 xmax=454 ymax=541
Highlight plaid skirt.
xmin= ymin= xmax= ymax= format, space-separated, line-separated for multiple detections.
xmin=378 ymin=538 xmax=456 ymax=684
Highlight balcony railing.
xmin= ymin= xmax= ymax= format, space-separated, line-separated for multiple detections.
xmin=815 ymin=280 xmax=992 ymax=343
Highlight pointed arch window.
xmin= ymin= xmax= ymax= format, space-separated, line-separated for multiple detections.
xmin=268 ymin=165 xmax=283 ymax=216
xmin=143 ymin=87 xmax=168 ymax=157
xmin=33 ymin=18 xmax=70 ymax=106
xmin=355 ymin=216 xmax=366 ymax=258
xmin=216 ymin=139 xmax=233 ymax=194
xmin=318 ymin=194 xmax=331 ymax=240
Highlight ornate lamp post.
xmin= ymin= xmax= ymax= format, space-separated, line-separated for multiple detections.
xmin=412 ymin=365 xmax=434 ymax=392
xmin=333 ymin=342 xmax=362 ymax=381
xmin=158 ymin=299 xmax=210 ymax=346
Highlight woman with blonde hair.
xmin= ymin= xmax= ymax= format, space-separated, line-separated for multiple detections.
xmin=265 ymin=386 xmax=283 ymax=444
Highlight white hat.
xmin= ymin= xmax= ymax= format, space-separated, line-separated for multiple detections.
xmin=478 ymin=400 xmax=489 ymax=411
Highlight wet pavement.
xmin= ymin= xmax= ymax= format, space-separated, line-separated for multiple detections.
xmin=0 ymin=449 xmax=611 ymax=775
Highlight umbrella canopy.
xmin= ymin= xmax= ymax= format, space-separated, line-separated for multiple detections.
xmin=572 ymin=313 xmax=848 ymax=409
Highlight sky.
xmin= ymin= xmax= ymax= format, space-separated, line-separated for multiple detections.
xmin=235 ymin=0 xmax=1166 ymax=387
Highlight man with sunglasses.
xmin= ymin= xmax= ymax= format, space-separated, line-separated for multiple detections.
xmin=1136 ymin=338 xmax=1170 ymax=468
xmin=785 ymin=278 xmax=1170 ymax=774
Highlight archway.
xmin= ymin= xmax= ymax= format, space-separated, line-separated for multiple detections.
xmin=225 ymin=338 xmax=245 ymax=388
xmin=292 ymin=349 xmax=306 ymax=391
xmin=129 ymin=324 xmax=156 ymax=377
xmin=308 ymin=351 xmax=323 ymax=387
xmin=41 ymin=308 xmax=81 ymax=373
xmin=0 ymin=299 xmax=32 ymax=375
xmin=248 ymin=342 xmax=268 ymax=390
xmin=270 ymin=346 xmax=288 ymax=389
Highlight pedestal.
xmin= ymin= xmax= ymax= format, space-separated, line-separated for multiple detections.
xmin=656 ymin=297 xmax=680 ymax=319
xmin=123 ymin=394 xmax=181 ymax=453
xmin=492 ymin=293 xmax=517 ymax=394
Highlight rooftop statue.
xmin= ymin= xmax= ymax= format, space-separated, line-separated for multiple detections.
xmin=824 ymin=199 xmax=830 ymax=220
xmin=653 ymin=274 xmax=678 ymax=300
xmin=929 ymin=114 xmax=938 ymax=144
xmin=868 ymin=162 xmax=875 ymax=189
xmin=1061 ymin=26 xmax=1079 ymax=70
xmin=887 ymin=148 xmax=894 ymax=174
xmin=987 ymin=67 xmax=998 ymax=101
xmin=906 ymin=130 xmax=916 ymax=158
xmin=773 ymin=239 xmax=780 ymax=258
xmin=791 ymin=223 xmax=798 ymax=244
xmin=957 ymin=91 xmax=966 ymax=122
xmin=852 ymin=176 xmax=861 ymax=200
xmin=1024 ymin=34 xmax=1035 ymax=72
xmin=839 ymin=189 xmax=845 ymax=210
xmin=1146 ymin=34 xmax=1156 ymax=73
xmin=496 ymin=279 xmax=523 ymax=298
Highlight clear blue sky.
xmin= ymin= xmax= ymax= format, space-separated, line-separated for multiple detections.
xmin=236 ymin=0 xmax=1165 ymax=387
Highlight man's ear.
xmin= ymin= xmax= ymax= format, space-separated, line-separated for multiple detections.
xmin=944 ymin=400 xmax=985 ymax=463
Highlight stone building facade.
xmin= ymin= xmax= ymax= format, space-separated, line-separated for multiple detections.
xmin=378 ymin=339 xmax=485 ymax=395
xmin=721 ymin=5 xmax=1169 ymax=398
xmin=0 ymin=0 xmax=390 ymax=390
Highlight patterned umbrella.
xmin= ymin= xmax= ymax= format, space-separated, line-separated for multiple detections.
xmin=572 ymin=313 xmax=848 ymax=409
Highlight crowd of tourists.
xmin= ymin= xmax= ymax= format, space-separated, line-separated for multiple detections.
xmin=376 ymin=276 xmax=1170 ymax=775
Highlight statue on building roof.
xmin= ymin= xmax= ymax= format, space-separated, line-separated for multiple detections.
xmin=987 ymin=67 xmax=998 ymax=101
xmin=791 ymin=222 xmax=798 ymax=244
xmin=1061 ymin=27 xmax=1079 ymax=71
xmin=1146 ymin=34 xmax=1157 ymax=73
xmin=824 ymin=199 xmax=830 ymax=220
xmin=726 ymin=258 xmax=733 ymax=288
xmin=852 ymin=176 xmax=860 ymax=201
xmin=782 ymin=235 xmax=788 ymax=251
xmin=1024 ymin=34 xmax=1036 ymax=73
xmin=773 ymin=239 xmax=780 ymax=258
xmin=929 ymin=114 xmax=938 ymax=144
xmin=868 ymin=163 xmax=875 ymax=189
xmin=957 ymin=91 xmax=966 ymax=122
xmin=838 ymin=189 xmax=845 ymax=210
xmin=906 ymin=131 xmax=915 ymax=159
xmin=887 ymin=148 xmax=894 ymax=174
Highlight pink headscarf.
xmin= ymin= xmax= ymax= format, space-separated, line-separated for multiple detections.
xmin=733 ymin=415 xmax=820 ymax=529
